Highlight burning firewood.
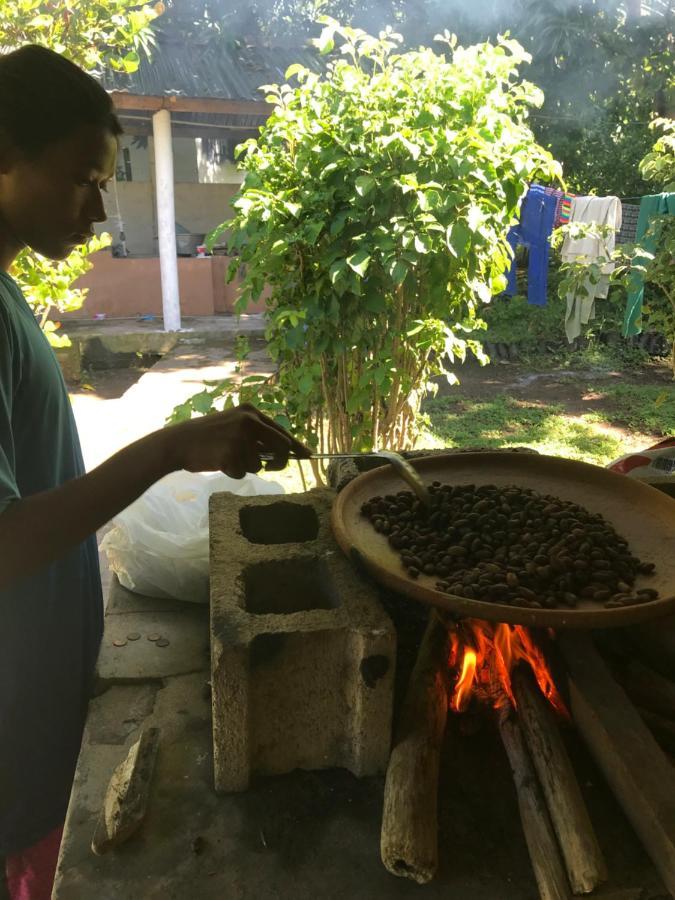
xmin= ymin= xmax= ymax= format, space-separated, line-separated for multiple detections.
xmin=512 ymin=666 xmax=607 ymax=895
xmin=497 ymin=702 xmax=572 ymax=900
xmin=380 ymin=611 xmax=449 ymax=884
xmin=444 ymin=618 xmax=582 ymax=899
xmin=558 ymin=633 xmax=675 ymax=897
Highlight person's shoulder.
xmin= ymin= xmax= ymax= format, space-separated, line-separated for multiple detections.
xmin=0 ymin=273 xmax=20 ymax=346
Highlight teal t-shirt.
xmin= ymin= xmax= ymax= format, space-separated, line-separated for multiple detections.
xmin=0 ymin=271 xmax=103 ymax=854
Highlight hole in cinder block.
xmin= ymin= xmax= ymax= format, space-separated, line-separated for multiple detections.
xmin=239 ymin=502 xmax=319 ymax=545
xmin=360 ymin=655 xmax=390 ymax=688
xmin=243 ymin=558 xmax=339 ymax=615
xmin=250 ymin=632 xmax=287 ymax=667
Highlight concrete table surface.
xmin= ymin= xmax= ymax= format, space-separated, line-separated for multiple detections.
xmin=54 ymin=580 xmax=666 ymax=900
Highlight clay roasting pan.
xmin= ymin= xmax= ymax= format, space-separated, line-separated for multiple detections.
xmin=331 ymin=452 xmax=675 ymax=629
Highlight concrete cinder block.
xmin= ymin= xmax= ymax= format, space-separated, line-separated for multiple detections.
xmin=209 ymin=489 xmax=396 ymax=792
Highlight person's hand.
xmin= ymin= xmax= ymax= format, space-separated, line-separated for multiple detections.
xmin=161 ymin=404 xmax=311 ymax=479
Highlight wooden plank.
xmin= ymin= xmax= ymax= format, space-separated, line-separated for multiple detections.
xmin=558 ymin=633 xmax=675 ymax=896
xmin=498 ymin=705 xmax=572 ymax=900
xmin=513 ymin=667 xmax=607 ymax=894
xmin=380 ymin=613 xmax=449 ymax=884
xmin=110 ymin=92 xmax=271 ymax=117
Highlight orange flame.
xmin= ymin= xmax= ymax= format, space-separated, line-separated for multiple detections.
xmin=448 ymin=619 xmax=567 ymax=718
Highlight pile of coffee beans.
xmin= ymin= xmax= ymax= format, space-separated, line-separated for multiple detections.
xmin=361 ymin=483 xmax=658 ymax=610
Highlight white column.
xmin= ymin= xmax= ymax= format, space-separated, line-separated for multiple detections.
xmin=152 ymin=108 xmax=181 ymax=332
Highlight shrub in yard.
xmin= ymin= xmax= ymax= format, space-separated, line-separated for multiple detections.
xmin=174 ymin=19 xmax=560 ymax=464
xmin=10 ymin=235 xmax=111 ymax=347
xmin=638 ymin=119 xmax=675 ymax=377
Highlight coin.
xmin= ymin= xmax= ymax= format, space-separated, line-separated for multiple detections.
xmin=112 ymin=639 xmax=127 ymax=648
xmin=147 ymin=633 xmax=161 ymax=642
xmin=156 ymin=638 xmax=170 ymax=648
xmin=127 ymin=632 xmax=141 ymax=641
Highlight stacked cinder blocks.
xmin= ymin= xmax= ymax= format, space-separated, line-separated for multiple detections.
xmin=209 ymin=489 xmax=396 ymax=792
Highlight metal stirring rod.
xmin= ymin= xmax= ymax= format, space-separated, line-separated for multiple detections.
xmin=258 ymin=448 xmax=432 ymax=508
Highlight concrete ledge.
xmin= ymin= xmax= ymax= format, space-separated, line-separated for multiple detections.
xmin=55 ymin=314 xmax=267 ymax=380
xmin=209 ymin=489 xmax=396 ymax=792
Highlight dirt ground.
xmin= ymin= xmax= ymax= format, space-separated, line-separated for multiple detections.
xmin=441 ymin=357 xmax=672 ymax=419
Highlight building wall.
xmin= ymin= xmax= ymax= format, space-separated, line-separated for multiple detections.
xmin=68 ymin=251 xmax=265 ymax=319
xmin=85 ymin=128 xmax=252 ymax=317
xmin=97 ymin=136 xmax=241 ymax=256
xmin=102 ymin=181 xmax=155 ymax=256
xmin=174 ymin=183 xmax=238 ymax=238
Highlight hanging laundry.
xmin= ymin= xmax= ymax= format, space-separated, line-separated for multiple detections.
xmin=557 ymin=193 xmax=574 ymax=227
xmin=505 ymin=184 xmax=559 ymax=306
xmin=616 ymin=203 xmax=640 ymax=245
xmin=561 ymin=195 xmax=622 ymax=343
xmin=623 ymin=193 xmax=675 ymax=337
xmin=543 ymin=185 xmax=574 ymax=227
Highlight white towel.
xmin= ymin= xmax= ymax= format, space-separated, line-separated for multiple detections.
xmin=562 ymin=196 xmax=622 ymax=342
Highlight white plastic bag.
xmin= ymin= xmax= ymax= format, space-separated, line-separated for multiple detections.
xmin=100 ymin=470 xmax=284 ymax=603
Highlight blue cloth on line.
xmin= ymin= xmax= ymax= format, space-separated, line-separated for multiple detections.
xmin=505 ymin=184 xmax=558 ymax=306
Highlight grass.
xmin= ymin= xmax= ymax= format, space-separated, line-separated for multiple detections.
xmin=264 ymin=382 xmax=673 ymax=489
xmin=420 ymin=394 xmax=628 ymax=466
xmin=584 ymin=383 xmax=675 ymax=436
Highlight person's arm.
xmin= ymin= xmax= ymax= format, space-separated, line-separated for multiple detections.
xmin=0 ymin=404 xmax=309 ymax=591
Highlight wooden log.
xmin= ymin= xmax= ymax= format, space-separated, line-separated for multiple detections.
xmin=380 ymin=612 xmax=449 ymax=884
xmin=618 ymin=659 xmax=675 ymax=722
xmin=629 ymin=615 xmax=675 ymax=681
xmin=92 ymin=727 xmax=160 ymax=855
xmin=637 ymin=707 xmax=675 ymax=757
xmin=512 ymin=666 xmax=607 ymax=895
xmin=558 ymin=633 xmax=675 ymax=897
xmin=497 ymin=704 xmax=572 ymax=900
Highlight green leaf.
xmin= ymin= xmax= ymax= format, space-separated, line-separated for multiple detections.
xmin=390 ymin=259 xmax=408 ymax=285
xmin=365 ymin=294 xmax=386 ymax=313
xmin=446 ymin=223 xmax=470 ymax=259
xmin=305 ymin=221 xmax=323 ymax=243
xmin=330 ymin=259 xmax=347 ymax=284
xmin=285 ymin=63 xmax=305 ymax=80
xmin=28 ymin=13 xmax=53 ymax=27
xmin=284 ymin=201 xmax=301 ymax=217
xmin=298 ymin=372 xmax=314 ymax=395
xmin=347 ymin=250 xmax=371 ymax=277
xmin=315 ymin=25 xmax=335 ymax=55
xmin=414 ymin=234 xmax=432 ymax=254
xmin=330 ymin=211 xmax=349 ymax=236
xmin=121 ymin=50 xmax=141 ymax=73
xmin=355 ymin=175 xmax=376 ymax=197
xmin=192 ymin=391 xmax=215 ymax=415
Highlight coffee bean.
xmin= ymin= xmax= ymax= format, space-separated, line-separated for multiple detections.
xmin=362 ymin=483 xmax=648 ymax=612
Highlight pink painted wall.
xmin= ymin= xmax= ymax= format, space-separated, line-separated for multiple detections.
xmin=65 ymin=250 xmax=266 ymax=319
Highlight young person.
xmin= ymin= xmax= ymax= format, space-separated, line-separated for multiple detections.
xmin=0 ymin=45 xmax=308 ymax=899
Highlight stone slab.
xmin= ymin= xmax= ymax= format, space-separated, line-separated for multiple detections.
xmin=209 ymin=489 xmax=396 ymax=791
xmin=54 ymin=667 xmax=665 ymax=900
xmin=96 ymin=587 xmax=208 ymax=685
xmin=106 ymin=579 xmax=193 ymax=617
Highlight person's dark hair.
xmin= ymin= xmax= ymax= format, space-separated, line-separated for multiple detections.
xmin=0 ymin=45 xmax=122 ymax=157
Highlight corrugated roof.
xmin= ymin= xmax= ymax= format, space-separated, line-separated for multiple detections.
xmin=100 ymin=36 xmax=320 ymax=102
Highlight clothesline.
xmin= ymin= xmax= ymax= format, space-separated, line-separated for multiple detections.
xmin=509 ymin=183 xmax=675 ymax=344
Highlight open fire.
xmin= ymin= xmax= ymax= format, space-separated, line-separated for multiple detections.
xmin=447 ymin=619 xmax=568 ymax=718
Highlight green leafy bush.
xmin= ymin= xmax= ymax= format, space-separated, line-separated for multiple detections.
xmin=176 ymin=20 xmax=560 ymax=462
xmin=10 ymin=235 xmax=111 ymax=347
